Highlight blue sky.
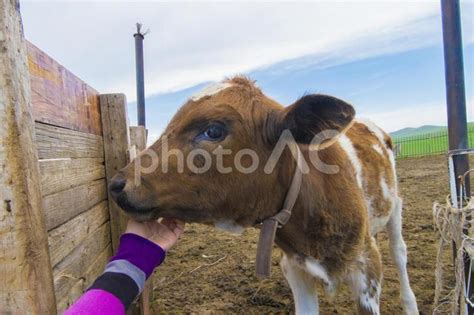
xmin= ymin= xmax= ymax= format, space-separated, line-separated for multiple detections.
xmin=21 ymin=1 xmax=473 ymax=143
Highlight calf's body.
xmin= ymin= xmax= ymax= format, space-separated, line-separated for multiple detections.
xmin=110 ymin=77 xmax=418 ymax=314
xmin=276 ymin=119 xmax=418 ymax=314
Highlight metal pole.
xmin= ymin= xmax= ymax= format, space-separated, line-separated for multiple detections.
xmin=441 ymin=0 xmax=471 ymax=313
xmin=134 ymin=23 xmax=146 ymax=127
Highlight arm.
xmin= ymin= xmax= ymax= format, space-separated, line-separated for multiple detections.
xmin=64 ymin=218 xmax=184 ymax=315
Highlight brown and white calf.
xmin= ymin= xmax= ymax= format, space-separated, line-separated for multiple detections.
xmin=110 ymin=77 xmax=418 ymax=314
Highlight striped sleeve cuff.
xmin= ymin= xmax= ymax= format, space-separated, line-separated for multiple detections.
xmin=87 ymin=270 xmax=139 ymax=310
xmin=84 ymin=234 xmax=166 ymax=310
xmin=86 ymin=258 xmax=148 ymax=309
xmin=104 ymin=259 xmax=146 ymax=293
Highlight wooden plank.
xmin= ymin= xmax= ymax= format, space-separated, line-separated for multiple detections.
xmin=0 ymin=1 xmax=57 ymax=312
xmin=56 ymin=244 xmax=112 ymax=313
xmin=53 ymin=222 xmax=111 ymax=303
xmin=43 ymin=179 xmax=107 ymax=231
xmin=39 ymin=157 xmax=105 ymax=196
xmin=35 ymin=122 xmax=104 ymax=159
xmin=26 ymin=41 xmax=102 ymax=135
xmin=48 ymin=200 xmax=109 ymax=266
xmin=140 ymin=281 xmax=152 ymax=315
xmin=100 ymin=94 xmax=130 ymax=251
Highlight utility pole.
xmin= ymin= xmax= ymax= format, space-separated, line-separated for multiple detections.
xmin=134 ymin=23 xmax=147 ymax=127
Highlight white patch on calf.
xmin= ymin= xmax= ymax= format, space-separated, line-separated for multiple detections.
xmin=304 ymin=257 xmax=334 ymax=293
xmin=386 ymin=146 xmax=398 ymax=193
xmin=371 ymin=175 xmax=397 ymax=234
xmin=190 ymin=82 xmax=233 ymax=102
xmin=359 ymin=279 xmax=381 ymax=315
xmin=370 ymin=215 xmax=390 ymax=235
xmin=214 ymin=220 xmax=245 ymax=235
xmin=357 ymin=118 xmax=386 ymax=146
xmin=365 ymin=196 xmax=389 ymax=235
xmin=348 ymin=267 xmax=381 ymax=315
xmin=372 ymin=144 xmax=384 ymax=156
xmin=380 ymin=176 xmax=392 ymax=201
xmin=281 ymin=255 xmax=320 ymax=314
xmin=358 ymin=118 xmax=398 ymax=192
xmin=338 ymin=134 xmax=363 ymax=189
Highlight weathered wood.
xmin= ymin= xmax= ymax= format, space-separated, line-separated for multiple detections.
xmin=0 ymin=1 xmax=57 ymax=312
xmin=56 ymin=244 xmax=112 ymax=313
xmin=48 ymin=200 xmax=109 ymax=266
xmin=35 ymin=122 xmax=104 ymax=159
xmin=26 ymin=41 xmax=102 ymax=135
xmin=100 ymin=94 xmax=130 ymax=251
xmin=43 ymin=179 xmax=107 ymax=230
xmin=53 ymin=222 xmax=111 ymax=303
xmin=130 ymin=125 xmax=147 ymax=151
xmin=140 ymin=281 xmax=152 ymax=315
xmin=39 ymin=157 xmax=105 ymax=196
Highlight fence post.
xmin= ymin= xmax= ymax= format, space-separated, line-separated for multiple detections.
xmin=100 ymin=94 xmax=130 ymax=251
xmin=0 ymin=0 xmax=57 ymax=312
xmin=128 ymin=125 xmax=151 ymax=315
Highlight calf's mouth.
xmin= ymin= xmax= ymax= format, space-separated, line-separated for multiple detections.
xmin=110 ymin=184 xmax=213 ymax=224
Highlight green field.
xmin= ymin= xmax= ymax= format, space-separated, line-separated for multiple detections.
xmin=391 ymin=123 xmax=474 ymax=159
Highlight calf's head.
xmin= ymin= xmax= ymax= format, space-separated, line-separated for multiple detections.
xmin=109 ymin=77 xmax=354 ymax=229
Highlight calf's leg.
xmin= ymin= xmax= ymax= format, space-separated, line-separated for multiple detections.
xmin=386 ymin=197 xmax=418 ymax=315
xmin=347 ymin=238 xmax=383 ymax=315
xmin=280 ymin=255 xmax=319 ymax=314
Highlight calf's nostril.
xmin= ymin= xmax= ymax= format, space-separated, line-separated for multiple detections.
xmin=110 ymin=177 xmax=126 ymax=194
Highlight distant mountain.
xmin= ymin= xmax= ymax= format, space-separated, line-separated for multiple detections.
xmin=390 ymin=125 xmax=446 ymax=137
xmin=390 ymin=122 xmax=474 ymax=138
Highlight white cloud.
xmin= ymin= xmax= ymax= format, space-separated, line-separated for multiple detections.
xmin=21 ymin=1 xmax=455 ymax=102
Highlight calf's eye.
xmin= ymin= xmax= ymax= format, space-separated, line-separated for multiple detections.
xmin=205 ymin=125 xmax=223 ymax=139
xmin=197 ymin=124 xmax=227 ymax=142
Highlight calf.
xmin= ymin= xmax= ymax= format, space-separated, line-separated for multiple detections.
xmin=109 ymin=77 xmax=418 ymax=314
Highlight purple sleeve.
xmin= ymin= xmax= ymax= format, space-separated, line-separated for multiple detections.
xmin=110 ymin=233 xmax=166 ymax=278
xmin=64 ymin=289 xmax=125 ymax=315
xmin=64 ymin=233 xmax=166 ymax=314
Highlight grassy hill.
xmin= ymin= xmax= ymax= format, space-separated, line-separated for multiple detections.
xmin=390 ymin=122 xmax=474 ymax=138
xmin=390 ymin=125 xmax=446 ymax=137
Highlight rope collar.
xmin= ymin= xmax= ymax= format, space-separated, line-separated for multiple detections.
xmin=255 ymin=146 xmax=304 ymax=278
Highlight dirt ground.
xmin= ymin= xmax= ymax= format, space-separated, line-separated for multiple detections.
xmin=150 ymin=155 xmax=465 ymax=314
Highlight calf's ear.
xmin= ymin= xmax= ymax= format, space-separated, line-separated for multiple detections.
xmin=271 ymin=94 xmax=355 ymax=144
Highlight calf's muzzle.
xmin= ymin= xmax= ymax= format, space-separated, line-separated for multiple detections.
xmin=108 ymin=173 xmax=153 ymax=218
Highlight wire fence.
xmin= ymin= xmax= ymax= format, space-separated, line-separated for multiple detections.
xmin=392 ymin=127 xmax=474 ymax=159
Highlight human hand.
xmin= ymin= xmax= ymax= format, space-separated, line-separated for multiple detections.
xmin=125 ymin=218 xmax=185 ymax=251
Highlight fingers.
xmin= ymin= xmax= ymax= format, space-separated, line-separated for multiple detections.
xmin=160 ymin=217 xmax=176 ymax=231
xmin=124 ymin=218 xmax=184 ymax=250
xmin=160 ymin=218 xmax=185 ymax=237
xmin=174 ymin=219 xmax=185 ymax=230
xmin=173 ymin=219 xmax=185 ymax=236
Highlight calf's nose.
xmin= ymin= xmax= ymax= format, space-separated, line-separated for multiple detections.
xmin=109 ymin=175 xmax=127 ymax=194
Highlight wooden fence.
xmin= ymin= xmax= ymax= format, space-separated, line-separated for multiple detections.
xmin=0 ymin=1 xmax=148 ymax=313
